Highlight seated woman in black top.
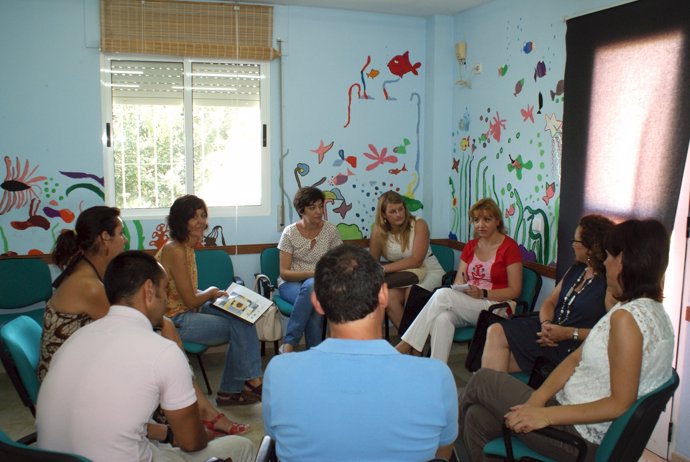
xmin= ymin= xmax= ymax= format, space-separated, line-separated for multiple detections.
xmin=481 ymin=214 xmax=615 ymax=374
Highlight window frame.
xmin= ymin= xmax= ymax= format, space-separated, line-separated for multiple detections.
xmin=100 ymin=54 xmax=271 ymax=220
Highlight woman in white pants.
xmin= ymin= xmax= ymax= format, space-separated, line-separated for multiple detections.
xmin=396 ymin=198 xmax=522 ymax=362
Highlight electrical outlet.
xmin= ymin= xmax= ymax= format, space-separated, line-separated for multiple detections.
xmin=472 ymin=63 xmax=483 ymax=74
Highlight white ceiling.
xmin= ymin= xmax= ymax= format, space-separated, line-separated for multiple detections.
xmin=238 ymin=0 xmax=493 ymax=17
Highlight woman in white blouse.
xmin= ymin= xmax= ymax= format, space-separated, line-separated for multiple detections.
xmin=459 ymin=219 xmax=675 ymax=461
xmin=277 ymin=187 xmax=343 ymax=353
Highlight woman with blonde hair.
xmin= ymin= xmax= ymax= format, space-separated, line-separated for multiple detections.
xmin=396 ymin=198 xmax=522 ymax=362
xmin=369 ymin=191 xmax=445 ymax=329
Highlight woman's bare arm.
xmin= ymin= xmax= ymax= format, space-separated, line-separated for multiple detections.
xmin=506 ymin=309 xmax=642 ymax=433
xmin=279 ymin=250 xmax=313 ymax=281
xmin=380 ymin=219 xmax=430 ymax=273
xmin=162 ymin=244 xmax=220 ymax=310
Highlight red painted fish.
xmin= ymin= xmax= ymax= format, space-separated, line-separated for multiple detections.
xmin=542 ymin=182 xmax=555 ymax=205
xmin=388 ymin=164 xmax=408 ymax=175
xmin=387 ymin=51 xmax=421 ymax=79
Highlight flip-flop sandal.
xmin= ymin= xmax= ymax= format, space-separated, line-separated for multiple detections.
xmin=244 ymin=381 xmax=262 ymax=399
xmin=202 ymin=413 xmax=251 ymax=436
xmin=215 ymin=390 xmax=260 ymax=406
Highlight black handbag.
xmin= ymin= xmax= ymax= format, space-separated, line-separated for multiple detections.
xmin=464 ymin=307 xmax=505 ymax=372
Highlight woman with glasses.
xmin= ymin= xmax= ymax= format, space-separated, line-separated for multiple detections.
xmin=482 ymin=214 xmax=615 ymax=374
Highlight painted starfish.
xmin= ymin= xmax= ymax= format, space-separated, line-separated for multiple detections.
xmin=544 ymin=113 xmax=562 ymax=137
xmin=310 ymin=139 xmax=335 ymax=164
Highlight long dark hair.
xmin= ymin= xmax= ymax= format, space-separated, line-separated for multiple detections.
xmin=52 ymin=206 xmax=121 ymax=270
xmin=604 ymin=219 xmax=669 ymax=302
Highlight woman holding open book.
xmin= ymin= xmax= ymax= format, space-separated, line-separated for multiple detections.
xmin=395 ymin=198 xmax=522 ymax=362
xmin=40 ymin=205 xmax=251 ymax=437
xmin=157 ymin=195 xmax=263 ymax=406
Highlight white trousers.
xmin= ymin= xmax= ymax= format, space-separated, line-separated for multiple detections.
xmin=150 ymin=435 xmax=255 ymax=462
xmin=401 ymin=287 xmax=493 ymax=363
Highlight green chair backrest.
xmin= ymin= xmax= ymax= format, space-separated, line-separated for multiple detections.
xmin=0 ymin=258 xmax=52 ymax=325
xmin=260 ymin=247 xmax=281 ymax=286
xmin=430 ymin=243 xmax=455 ymax=273
xmin=596 ymin=369 xmax=680 ymax=462
xmin=517 ymin=267 xmax=542 ymax=314
xmin=0 ymin=315 xmax=42 ymax=405
xmin=0 ymin=429 xmax=92 ymax=461
xmin=195 ymin=249 xmax=235 ymax=290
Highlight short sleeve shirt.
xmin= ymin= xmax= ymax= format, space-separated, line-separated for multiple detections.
xmin=461 ymin=236 xmax=521 ymax=289
xmin=277 ymin=221 xmax=342 ymax=283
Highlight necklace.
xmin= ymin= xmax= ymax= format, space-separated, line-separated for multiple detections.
xmin=300 ymin=221 xmax=323 ymax=249
xmin=555 ymin=267 xmax=595 ymax=324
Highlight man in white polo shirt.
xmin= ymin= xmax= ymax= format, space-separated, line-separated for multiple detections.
xmin=37 ymin=250 xmax=253 ymax=462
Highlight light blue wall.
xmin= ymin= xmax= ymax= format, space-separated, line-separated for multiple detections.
xmin=451 ymin=0 xmax=688 ymax=458
xmin=1 ymin=0 xmax=688 ymax=457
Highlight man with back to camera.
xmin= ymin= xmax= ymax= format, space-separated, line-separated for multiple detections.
xmin=263 ymin=244 xmax=458 ymax=461
xmin=36 ymin=250 xmax=254 ymax=462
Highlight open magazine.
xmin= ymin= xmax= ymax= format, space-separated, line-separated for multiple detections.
xmin=211 ymin=282 xmax=273 ymax=325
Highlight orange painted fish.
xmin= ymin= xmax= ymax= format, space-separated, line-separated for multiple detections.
xmin=388 ymin=164 xmax=408 ymax=175
xmin=366 ymin=69 xmax=380 ymax=79
xmin=542 ymin=182 xmax=555 ymax=205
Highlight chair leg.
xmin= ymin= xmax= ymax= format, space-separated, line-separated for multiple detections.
xmin=322 ymin=317 xmax=328 ymax=340
xmin=194 ymin=353 xmax=212 ymax=395
xmin=273 ymin=341 xmax=279 ymax=353
xmin=261 ymin=341 xmax=266 ymax=357
xmin=384 ymin=313 xmax=390 ymax=341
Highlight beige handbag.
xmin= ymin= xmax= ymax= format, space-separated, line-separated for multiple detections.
xmin=254 ymin=274 xmax=283 ymax=342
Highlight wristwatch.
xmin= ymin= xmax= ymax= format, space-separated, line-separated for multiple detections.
xmin=163 ymin=426 xmax=174 ymax=445
xmin=572 ymin=328 xmax=580 ymax=340
xmin=482 ymin=289 xmax=488 ymax=299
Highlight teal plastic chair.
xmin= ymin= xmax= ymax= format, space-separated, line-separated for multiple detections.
xmin=430 ymin=243 xmax=455 ymax=273
xmin=259 ymin=247 xmax=295 ymax=317
xmin=0 ymin=429 xmax=91 ymax=462
xmin=0 ymin=315 xmax=42 ymax=444
xmin=0 ymin=316 xmax=42 ymax=414
xmin=183 ymin=249 xmax=239 ymax=395
xmin=0 ymin=258 xmax=53 ymax=326
xmin=484 ymin=369 xmax=680 ymax=462
xmin=454 ymin=266 xmax=543 ymax=348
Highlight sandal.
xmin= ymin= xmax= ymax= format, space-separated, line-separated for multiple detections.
xmin=202 ymin=413 xmax=251 ymax=436
xmin=215 ymin=390 xmax=260 ymax=406
xmin=244 ymin=381 xmax=262 ymax=400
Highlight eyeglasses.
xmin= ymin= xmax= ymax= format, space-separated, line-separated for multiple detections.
xmin=570 ymin=239 xmax=584 ymax=245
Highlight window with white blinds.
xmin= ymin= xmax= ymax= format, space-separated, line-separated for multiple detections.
xmin=102 ymin=57 xmax=270 ymax=217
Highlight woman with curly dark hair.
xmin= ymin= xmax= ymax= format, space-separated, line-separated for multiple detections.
xmin=482 ymin=214 xmax=615 ymax=374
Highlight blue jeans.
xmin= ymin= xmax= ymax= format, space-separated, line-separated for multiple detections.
xmin=172 ymin=302 xmax=262 ymax=394
xmin=279 ymin=278 xmax=324 ymax=348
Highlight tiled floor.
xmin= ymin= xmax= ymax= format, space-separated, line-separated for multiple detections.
xmin=0 ymin=335 xmax=669 ymax=461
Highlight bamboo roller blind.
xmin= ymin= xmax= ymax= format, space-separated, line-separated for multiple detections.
xmin=100 ymin=0 xmax=280 ymax=61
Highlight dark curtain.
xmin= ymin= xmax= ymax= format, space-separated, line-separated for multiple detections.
xmin=557 ymin=0 xmax=690 ymax=278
